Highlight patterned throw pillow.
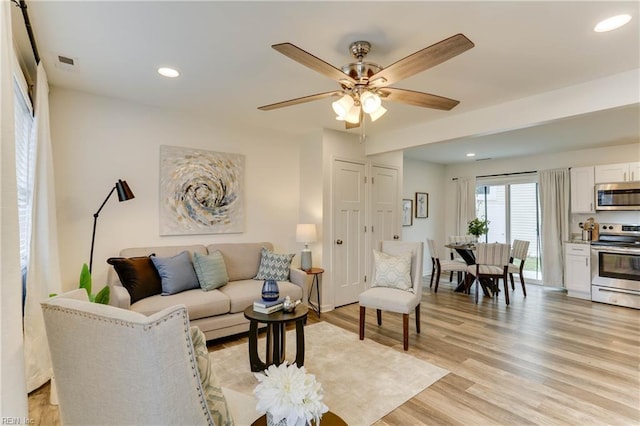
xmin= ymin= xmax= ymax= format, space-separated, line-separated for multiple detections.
xmin=254 ymin=248 xmax=295 ymax=281
xmin=190 ymin=326 xmax=234 ymax=426
xmin=372 ymin=250 xmax=413 ymax=291
xmin=193 ymin=251 xmax=229 ymax=291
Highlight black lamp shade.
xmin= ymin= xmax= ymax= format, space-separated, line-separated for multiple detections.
xmin=116 ymin=179 xmax=135 ymax=202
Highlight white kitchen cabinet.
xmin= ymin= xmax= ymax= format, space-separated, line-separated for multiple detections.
xmin=595 ymin=162 xmax=640 ymax=183
xmin=570 ymin=166 xmax=595 ymax=213
xmin=564 ymin=243 xmax=591 ymax=300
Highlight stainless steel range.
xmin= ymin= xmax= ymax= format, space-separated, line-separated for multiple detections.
xmin=590 ymin=223 xmax=640 ymax=309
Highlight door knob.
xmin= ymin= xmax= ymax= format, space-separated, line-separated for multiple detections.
xmin=393 ymin=235 xmax=400 ymax=240
xmin=336 ymin=239 xmax=343 ymax=245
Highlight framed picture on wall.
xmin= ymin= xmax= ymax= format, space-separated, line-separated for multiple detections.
xmin=402 ymin=199 xmax=413 ymax=226
xmin=415 ymin=192 xmax=428 ymax=218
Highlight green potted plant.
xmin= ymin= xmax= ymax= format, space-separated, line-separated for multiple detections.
xmin=50 ymin=263 xmax=110 ymax=304
xmin=468 ymin=217 xmax=490 ymax=241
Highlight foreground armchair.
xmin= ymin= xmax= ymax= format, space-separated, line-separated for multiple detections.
xmin=41 ymin=289 xmax=258 ymax=425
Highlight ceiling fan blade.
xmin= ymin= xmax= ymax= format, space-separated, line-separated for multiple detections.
xmin=258 ymin=91 xmax=342 ymax=111
xmin=273 ymin=43 xmax=357 ymax=85
xmin=371 ymin=33 xmax=474 ymax=86
xmin=380 ymin=87 xmax=460 ymax=110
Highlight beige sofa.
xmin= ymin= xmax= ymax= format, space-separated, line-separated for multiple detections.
xmin=107 ymin=242 xmax=306 ymax=340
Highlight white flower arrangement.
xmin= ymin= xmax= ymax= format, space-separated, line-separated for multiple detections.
xmin=254 ymin=362 xmax=328 ymax=426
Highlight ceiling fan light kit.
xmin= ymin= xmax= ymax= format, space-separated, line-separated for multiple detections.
xmin=258 ymin=33 xmax=475 ymax=130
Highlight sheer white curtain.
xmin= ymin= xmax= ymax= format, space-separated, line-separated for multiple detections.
xmin=0 ymin=0 xmax=29 ymax=416
xmin=23 ymin=63 xmax=62 ymax=392
xmin=538 ymin=168 xmax=570 ymax=286
xmin=455 ymin=176 xmax=476 ymax=235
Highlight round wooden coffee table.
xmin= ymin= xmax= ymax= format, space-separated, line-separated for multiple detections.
xmin=251 ymin=411 xmax=347 ymax=426
xmin=243 ymin=304 xmax=308 ymax=372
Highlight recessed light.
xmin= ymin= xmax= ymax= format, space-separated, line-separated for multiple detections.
xmin=466 ymin=153 xmax=476 ymax=157
xmin=157 ymin=67 xmax=180 ymax=78
xmin=594 ymin=14 xmax=632 ymax=32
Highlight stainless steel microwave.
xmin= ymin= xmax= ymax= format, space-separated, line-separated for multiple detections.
xmin=596 ymin=182 xmax=640 ymax=211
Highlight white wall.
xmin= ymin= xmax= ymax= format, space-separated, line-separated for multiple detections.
xmin=50 ymin=88 xmax=304 ymax=289
xmin=443 ymin=142 xmax=640 ymax=238
xmin=401 ymin=158 xmax=445 ymax=272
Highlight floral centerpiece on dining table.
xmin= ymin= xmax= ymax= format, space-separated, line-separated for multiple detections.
xmin=467 ymin=217 xmax=490 ymax=240
xmin=254 ymin=362 xmax=328 ymax=426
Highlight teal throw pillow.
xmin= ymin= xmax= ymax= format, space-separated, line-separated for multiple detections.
xmin=193 ymin=251 xmax=229 ymax=291
xmin=151 ymin=251 xmax=200 ymax=295
xmin=254 ymin=247 xmax=295 ymax=281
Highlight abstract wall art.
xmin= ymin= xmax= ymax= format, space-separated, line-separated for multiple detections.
xmin=160 ymin=145 xmax=244 ymax=235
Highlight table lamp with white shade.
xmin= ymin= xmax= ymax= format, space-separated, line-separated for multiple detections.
xmin=296 ymin=224 xmax=317 ymax=271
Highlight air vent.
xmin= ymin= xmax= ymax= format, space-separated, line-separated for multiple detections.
xmin=475 ymin=158 xmax=492 ymax=161
xmin=57 ymin=55 xmax=74 ymax=65
xmin=53 ymin=53 xmax=79 ymax=72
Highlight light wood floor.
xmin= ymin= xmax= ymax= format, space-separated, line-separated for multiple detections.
xmin=29 ymin=280 xmax=640 ymax=425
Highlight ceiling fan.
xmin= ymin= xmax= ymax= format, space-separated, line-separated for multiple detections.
xmin=258 ymin=33 xmax=475 ymax=129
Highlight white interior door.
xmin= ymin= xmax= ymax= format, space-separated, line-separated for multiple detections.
xmin=371 ymin=165 xmax=400 ymax=246
xmin=333 ymin=159 xmax=366 ymax=307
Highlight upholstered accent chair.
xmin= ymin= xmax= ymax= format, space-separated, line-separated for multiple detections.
xmin=41 ymin=289 xmax=258 ymax=425
xmin=359 ymin=241 xmax=424 ymax=351
xmin=426 ymin=238 xmax=467 ymax=292
xmin=467 ymin=243 xmax=511 ymax=305
xmin=508 ymin=239 xmax=530 ymax=296
xmin=447 ymin=235 xmax=476 ymax=281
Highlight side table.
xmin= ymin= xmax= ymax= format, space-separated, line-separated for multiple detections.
xmin=304 ymin=267 xmax=324 ymax=317
xmin=243 ymin=304 xmax=308 ymax=372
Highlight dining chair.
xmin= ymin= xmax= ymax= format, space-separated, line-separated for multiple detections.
xmin=508 ymin=239 xmax=530 ymax=296
xmin=426 ymin=238 xmax=467 ymax=293
xmin=467 ymin=243 xmax=511 ymax=305
xmin=359 ymin=241 xmax=423 ymax=351
xmin=447 ymin=235 xmax=476 ymax=281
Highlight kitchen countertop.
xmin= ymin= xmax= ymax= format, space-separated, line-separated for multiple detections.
xmin=565 ymin=239 xmax=591 ymax=245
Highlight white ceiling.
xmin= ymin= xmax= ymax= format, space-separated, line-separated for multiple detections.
xmin=13 ymin=1 xmax=640 ymax=164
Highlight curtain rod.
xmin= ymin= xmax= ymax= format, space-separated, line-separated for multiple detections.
xmin=452 ymin=170 xmax=536 ymax=181
xmin=12 ymin=0 xmax=40 ymax=64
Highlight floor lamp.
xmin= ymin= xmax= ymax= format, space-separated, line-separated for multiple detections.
xmin=89 ymin=179 xmax=135 ymax=273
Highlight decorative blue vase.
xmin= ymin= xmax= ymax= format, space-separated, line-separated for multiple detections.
xmin=261 ymin=279 xmax=279 ymax=301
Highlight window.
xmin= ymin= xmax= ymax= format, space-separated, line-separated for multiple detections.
xmin=14 ymin=72 xmax=36 ymax=306
xmin=476 ymin=176 xmax=542 ymax=282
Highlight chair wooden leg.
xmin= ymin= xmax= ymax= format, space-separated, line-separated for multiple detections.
xmin=429 ymin=259 xmax=435 ymax=288
xmin=415 ymin=304 xmax=421 ymax=334
xmin=449 ymin=271 xmax=453 ymax=282
xmin=376 ymin=309 xmax=382 ymax=326
xmin=509 ymin=273 xmax=515 ymax=290
xmin=520 ymin=268 xmax=527 ymax=296
xmin=434 ymin=263 xmax=441 ymax=293
xmin=503 ymin=273 xmax=510 ymax=305
xmin=403 ymin=314 xmax=409 ymax=351
xmin=359 ymin=306 xmax=365 ymax=340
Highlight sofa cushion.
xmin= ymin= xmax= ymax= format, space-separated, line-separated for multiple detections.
xmin=130 ymin=288 xmax=230 ymax=320
xmin=107 ymin=256 xmax=161 ymax=304
xmin=218 ymin=279 xmax=303 ymax=314
xmin=108 ymin=245 xmax=207 ymax=288
xmin=152 ymin=251 xmax=200 ymax=296
xmin=193 ymin=251 xmax=229 ymax=291
xmin=206 ymin=243 xmax=273 ymax=281
xmin=254 ymin=248 xmax=295 ymax=281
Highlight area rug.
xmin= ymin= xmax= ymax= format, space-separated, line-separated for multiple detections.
xmin=210 ymin=322 xmax=448 ymax=425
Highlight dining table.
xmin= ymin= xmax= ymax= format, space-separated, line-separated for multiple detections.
xmin=444 ymin=242 xmax=492 ymax=297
